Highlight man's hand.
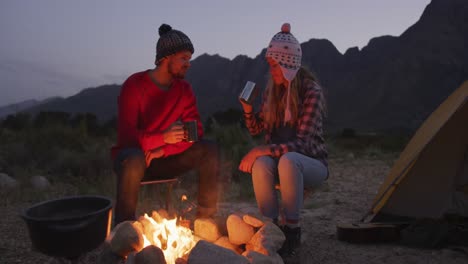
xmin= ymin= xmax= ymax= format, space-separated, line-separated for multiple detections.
xmin=145 ymin=147 xmax=165 ymax=166
xmin=238 ymin=146 xmax=270 ymax=173
xmin=163 ymin=121 xmax=185 ymax=144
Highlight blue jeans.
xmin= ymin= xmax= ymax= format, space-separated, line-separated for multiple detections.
xmin=251 ymin=152 xmax=328 ymax=222
xmin=113 ymin=140 xmax=219 ymax=224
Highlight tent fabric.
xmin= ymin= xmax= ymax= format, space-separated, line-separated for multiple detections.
xmin=363 ymin=81 xmax=468 ymax=222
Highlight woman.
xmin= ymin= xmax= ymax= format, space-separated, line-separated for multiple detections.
xmin=239 ymin=23 xmax=328 ymax=258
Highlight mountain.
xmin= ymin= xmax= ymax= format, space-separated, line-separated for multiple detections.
xmin=25 ymin=84 xmax=121 ymax=122
xmin=324 ymin=0 xmax=468 ymax=132
xmin=0 ymin=98 xmax=61 ymax=119
xmin=19 ymin=0 xmax=468 ymax=133
xmin=186 ymin=0 xmax=468 ymax=133
xmin=0 ymin=99 xmax=39 ymax=118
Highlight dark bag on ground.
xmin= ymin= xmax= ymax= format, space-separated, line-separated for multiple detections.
xmin=399 ymin=216 xmax=468 ymax=248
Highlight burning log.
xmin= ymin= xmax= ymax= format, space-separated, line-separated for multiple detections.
xmin=138 ymin=213 xmax=196 ymax=263
xmin=151 ymin=210 xmax=164 ymax=224
xmin=139 ymin=216 xmax=158 ymax=245
xmin=110 ymin=221 xmax=145 ymax=257
xmin=226 ymin=214 xmax=255 ymax=245
xmin=175 ymin=258 xmax=187 ymax=264
xmin=106 ymin=206 xmax=287 ymax=264
xmin=154 ymin=209 xmax=170 ymax=221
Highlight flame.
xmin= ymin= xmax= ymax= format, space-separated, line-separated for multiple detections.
xmin=141 ymin=213 xmax=196 ymax=264
xmin=179 ymin=194 xmax=197 ymax=217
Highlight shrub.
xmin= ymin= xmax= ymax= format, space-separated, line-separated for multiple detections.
xmin=205 ymin=119 xmax=259 ymax=201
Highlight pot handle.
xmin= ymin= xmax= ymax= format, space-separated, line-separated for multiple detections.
xmin=48 ymin=215 xmax=100 ymax=232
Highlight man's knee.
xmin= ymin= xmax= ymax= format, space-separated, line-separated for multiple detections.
xmin=122 ymin=155 xmax=146 ymax=170
xmin=114 ymin=149 xmax=146 ymax=187
xmin=114 ymin=148 xmax=146 ymax=177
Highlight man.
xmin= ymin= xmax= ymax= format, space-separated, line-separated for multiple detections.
xmin=111 ymin=24 xmax=219 ymax=224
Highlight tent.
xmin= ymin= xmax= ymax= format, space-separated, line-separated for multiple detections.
xmin=362 ymin=80 xmax=468 ymax=223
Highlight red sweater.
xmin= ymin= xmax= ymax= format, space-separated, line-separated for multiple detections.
xmin=111 ymin=70 xmax=203 ymax=159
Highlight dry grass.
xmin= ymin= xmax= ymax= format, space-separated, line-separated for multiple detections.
xmin=2 ymin=156 xmax=467 ymax=263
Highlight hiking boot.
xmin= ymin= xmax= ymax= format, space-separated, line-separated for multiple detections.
xmin=278 ymin=226 xmax=301 ymax=259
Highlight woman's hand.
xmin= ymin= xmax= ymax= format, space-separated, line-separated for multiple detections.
xmin=238 ymin=146 xmax=270 ymax=173
xmin=239 ymin=99 xmax=253 ymax=114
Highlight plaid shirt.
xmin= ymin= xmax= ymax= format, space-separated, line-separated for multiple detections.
xmin=244 ymin=79 xmax=328 ymax=168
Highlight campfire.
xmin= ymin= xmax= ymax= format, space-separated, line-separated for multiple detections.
xmin=140 ymin=212 xmax=196 ymax=263
xmin=102 ymin=201 xmax=286 ymax=264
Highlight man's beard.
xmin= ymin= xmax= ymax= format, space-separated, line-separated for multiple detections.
xmin=169 ymin=65 xmax=188 ymax=79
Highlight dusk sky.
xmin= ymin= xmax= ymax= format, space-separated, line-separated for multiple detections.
xmin=0 ymin=0 xmax=431 ymax=106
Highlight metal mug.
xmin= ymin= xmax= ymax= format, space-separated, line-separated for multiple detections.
xmin=183 ymin=120 xmax=198 ymax=142
xmin=239 ymin=81 xmax=259 ymax=105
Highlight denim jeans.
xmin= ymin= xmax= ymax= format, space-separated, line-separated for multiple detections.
xmin=251 ymin=152 xmax=328 ymax=222
xmin=113 ymin=140 xmax=219 ymax=224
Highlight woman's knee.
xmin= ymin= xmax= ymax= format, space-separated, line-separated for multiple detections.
xmin=278 ymin=152 xmax=301 ymax=171
xmin=252 ymin=156 xmax=276 ymax=173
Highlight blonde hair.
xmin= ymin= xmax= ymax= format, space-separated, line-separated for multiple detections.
xmin=263 ymin=67 xmax=318 ymax=128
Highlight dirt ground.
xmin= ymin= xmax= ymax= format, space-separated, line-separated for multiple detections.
xmin=1 ymin=157 xmax=467 ymax=263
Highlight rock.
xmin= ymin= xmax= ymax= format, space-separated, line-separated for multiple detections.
xmin=97 ymin=243 xmax=125 ymax=264
xmin=30 ymin=175 xmax=50 ymax=190
xmin=187 ymin=240 xmax=249 ymax=264
xmin=194 ymin=218 xmax=221 ymax=242
xmin=0 ymin=173 xmax=18 ymax=189
xmin=126 ymin=252 xmax=136 ymax=264
xmin=237 ymin=206 xmax=262 ymax=217
xmin=134 ymin=245 xmax=166 ymax=264
xmin=243 ymin=214 xmax=264 ymax=228
xmin=227 ymin=214 xmax=254 ymax=245
xmin=133 ymin=221 xmax=144 ymax=233
xmin=242 ymin=250 xmax=284 ymax=264
xmin=246 ymin=222 xmax=285 ymax=256
xmin=110 ymin=221 xmax=145 ymax=257
xmin=214 ymin=236 xmax=242 ymax=254
xmin=213 ymin=214 xmax=228 ymax=236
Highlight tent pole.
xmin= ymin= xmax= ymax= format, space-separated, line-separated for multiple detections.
xmin=360 ymin=158 xmax=417 ymax=222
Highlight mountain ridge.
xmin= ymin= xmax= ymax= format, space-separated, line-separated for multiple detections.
xmin=6 ymin=0 xmax=468 ymax=133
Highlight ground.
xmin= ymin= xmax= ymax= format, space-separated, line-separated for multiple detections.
xmin=1 ymin=157 xmax=467 ymax=263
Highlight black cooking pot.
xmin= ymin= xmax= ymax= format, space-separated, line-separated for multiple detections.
xmin=21 ymin=195 xmax=113 ymax=259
